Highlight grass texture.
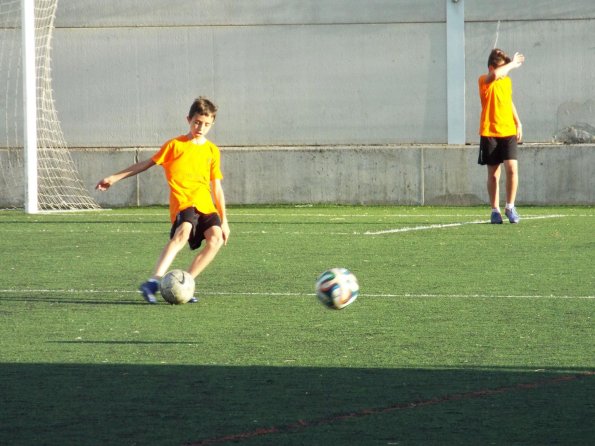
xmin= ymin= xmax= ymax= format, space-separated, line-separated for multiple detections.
xmin=0 ymin=206 xmax=593 ymax=445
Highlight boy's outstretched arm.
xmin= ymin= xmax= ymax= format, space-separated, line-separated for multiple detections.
xmin=96 ymin=158 xmax=156 ymax=191
xmin=212 ymin=178 xmax=230 ymax=244
xmin=486 ymin=52 xmax=525 ymax=83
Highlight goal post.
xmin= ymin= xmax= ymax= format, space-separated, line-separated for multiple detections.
xmin=21 ymin=0 xmax=38 ymax=213
xmin=0 ymin=0 xmax=100 ymax=213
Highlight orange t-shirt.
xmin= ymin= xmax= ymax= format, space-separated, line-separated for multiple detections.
xmin=152 ymin=135 xmax=223 ymax=223
xmin=478 ymin=75 xmax=517 ymax=137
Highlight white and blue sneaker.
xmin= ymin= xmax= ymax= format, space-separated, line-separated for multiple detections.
xmin=139 ymin=279 xmax=159 ymax=304
xmin=490 ymin=210 xmax=503 ymax=224
xmin=505 ymin=207 xmax=521 ymax=224
xmin=188 ymin=297 xmax=198 ymax=303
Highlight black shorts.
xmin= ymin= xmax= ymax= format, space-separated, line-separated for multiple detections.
xmin=170 ymin=207 xmax=221 ymax=250
xmin=478 ymin=136 xmax=518 ymax=165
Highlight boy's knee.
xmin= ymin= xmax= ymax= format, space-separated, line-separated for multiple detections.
xmin=172 ymin=223 xmax=192 ymax=244
xmin=487 ymin=173 xmax=499 ymax=183
xmin=205 ymin=230 xmax=224 ymax=249
xmin=504 ymin=160 xmax=518 ymax=173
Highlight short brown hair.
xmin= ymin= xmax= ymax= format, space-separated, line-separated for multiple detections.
xmin=488 ymin=48 xmax=511 ymax=68
xmin=188 ymin=97 xmax=217 ymax=120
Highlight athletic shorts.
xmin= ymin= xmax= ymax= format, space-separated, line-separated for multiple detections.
xmin=478 ymin=136 xmax=518 ymax=165
xmin=170 ymin=207 xmax=221 ymax=251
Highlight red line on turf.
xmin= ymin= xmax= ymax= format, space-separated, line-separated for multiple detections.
xmin=184 ymin=371 xmax=594 ymax=446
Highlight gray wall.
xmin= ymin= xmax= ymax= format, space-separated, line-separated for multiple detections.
xmin=464 ymin=3 xmax=595 ymax=143
xmin=3 ymin=143 xmax=594 ymax=207
xmin=71 ymin=144 xmax=592 ymax=207
xmin=1 ymin=1 xmax=594 ymax=208
xmin=38 ymin=0 xmax=595 ymax=147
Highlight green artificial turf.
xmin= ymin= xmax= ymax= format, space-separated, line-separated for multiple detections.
xmin=0 ymin=206 xmax=593 ymax=445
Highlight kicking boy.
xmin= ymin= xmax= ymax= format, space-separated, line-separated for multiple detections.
xmin=96 ymin=97 xmax=230 ymax=303
xmin=478 ymin=48 xmax=524 ymax=224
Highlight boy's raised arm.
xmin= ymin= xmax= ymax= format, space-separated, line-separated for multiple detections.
xmin=96 ymin=158 xmax=156 ymax=191
xmin=486 ymin=52 xmax=525 ymax=83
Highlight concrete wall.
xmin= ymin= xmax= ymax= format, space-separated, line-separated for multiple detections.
xmin=1 ymin=1 xmax=594 ymax=207
xmin=70 ymin=144 xmax=592 ymax=207
xmin=464 ymin=3 xmax=595 ymax=144
xmin=3 ymin=143 xmax=594 ymax=207
xmin=47 ymin=0 xmax=447 ymax=147
xmin=2 ymin=0 xmax=593 ymax=148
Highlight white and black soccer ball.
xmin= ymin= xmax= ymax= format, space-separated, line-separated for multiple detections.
xmin=160 ymin=270 xmax=195 ymax=305
xmin=315 ymin=268 xmax=359 ymax=309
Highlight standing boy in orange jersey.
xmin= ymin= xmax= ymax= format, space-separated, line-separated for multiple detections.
xmin=96 ymin=97 xmax=230 ymax=303
xmin=478 ymin=48 xmax=525 ymax=224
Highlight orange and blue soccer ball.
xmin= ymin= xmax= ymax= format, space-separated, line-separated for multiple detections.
xmin=315 ymin=268 xmax=359 ymax=309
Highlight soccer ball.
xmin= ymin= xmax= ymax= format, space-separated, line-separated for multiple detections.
xmin=160 ymin=270 xmax=195 ymax=305
xmin=315 ymin=268 xmax=359 ymax=309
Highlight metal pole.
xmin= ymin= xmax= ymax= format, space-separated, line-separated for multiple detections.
xmin=446 ymin=0 xmax=466 ymax=145
xmin=22 ymin=0 xmax=38 ymax=213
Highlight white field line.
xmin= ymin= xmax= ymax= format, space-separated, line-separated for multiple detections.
xmin=364 ymin=214 xmax=567 ymax=235
xmin=0 ymin=289 xmax=592 ymax=299
xmin=14 ymin=212 xmax=593 ymax=219
xmin=6 ymin=212 xmax=489 ymax=218
xmin=3 ymin=214 xmax=573 ymax=236
xmin=5 ymin=212 xmax=493 ymax=218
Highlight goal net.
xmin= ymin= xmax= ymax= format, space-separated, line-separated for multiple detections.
xmin=0 ymin=0 xmax=100 ymax=212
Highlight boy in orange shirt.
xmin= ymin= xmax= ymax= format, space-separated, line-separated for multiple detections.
xmin=478 ymin=48 xmax=524 ymax=224
xmin=96 ymin=97 xmax=230 ymax=303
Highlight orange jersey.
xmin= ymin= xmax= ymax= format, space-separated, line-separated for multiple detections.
xmin=478 ymin=74 xmax=517 ymax=137
xmin=152 ymin=135 xmax=223 ymax=223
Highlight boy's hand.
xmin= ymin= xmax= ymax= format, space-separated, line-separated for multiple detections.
xmin=511 ymin=52 xmax=525 ymax=68
xmin=95 ymin=177 xmax=113 ymax=191
xmin=221 ymin=220 xmax=230 ymax=245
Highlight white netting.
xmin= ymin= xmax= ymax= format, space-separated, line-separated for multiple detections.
xmin=0 ymin=0 xmax=100 ymax=211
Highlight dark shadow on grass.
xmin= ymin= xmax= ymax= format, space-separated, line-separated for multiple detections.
xmin=0 ymin=364 xmax=592 ymax=446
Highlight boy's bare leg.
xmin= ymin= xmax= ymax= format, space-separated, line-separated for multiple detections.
xmin=187 ymin=226 xmax=224 ymax=278
xmin=487 ymin=164 xmax=502 ymax=209
xmin=503 ymin=159 xmax=518 ymax=205
xmin=151 ymin=222 xmax=193 ymax=279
